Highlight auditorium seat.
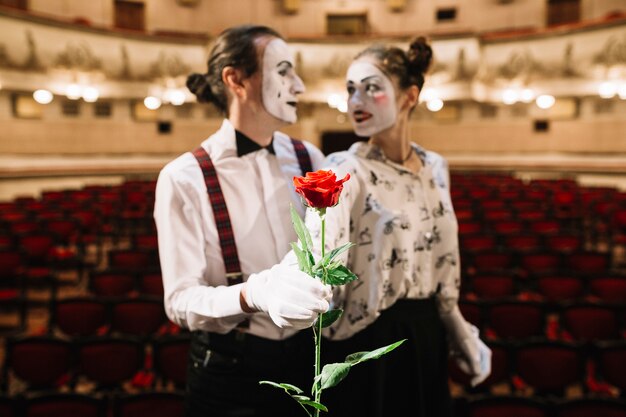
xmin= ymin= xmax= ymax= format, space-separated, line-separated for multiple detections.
xmin=555 ymin=397 xmax=626 ymax=417
xmin=529 ymin=219 xmax=562 ymax=236
xmin=465 ymin=395 xmax=550 ymax=417
xmin=3 ymin=335 xmax=73 ymax=393
xmin=536 ymin=275 xmax=585 ymax=302
xmin=504 ymin=234 xmax=542 ymax=253
xmin=589 ymin=275 xmax=626 ymax=302
xmin=107 ymin=248 xmax=158 ymax=273
xmin=594 ymin=340 xmax=626 ymax=392
xmin=0 ymin=394 xmax=18 ymax=417
xmin=138 ymin=272 xmax=164 ymax=297
xmin=519 ymin=252 xmax=562 ymax=277
xmin=23 ymin=392 xmax=106 ymax=417
xmin=152 ymin=333 xmax=191 ymax=389
xmin=514 ymin=340 xmax=586 ymax=396
xmin=485 ymin=301 xmax=546 ymax=339
xmin=558 ymin=302 xmax=619 ymax=342
xmin=461 ymin=234 xmax=497 ymax=254
xmin=469 ymin=251 xmax=514 ymax=275
xmin=49 ymin=296 xmax=108 ymax=337
xmin=76 ymin=336 xmax=145 ymax=391
xmin=110 ymin=296 xmax=167 ymax=338
xmin=112 ymin=391 xmax=185 ymax=417
xmin=0 ymin=249 xmax=27 ymax=335
xmin=544 ymin=234 xmax=583 ymax=254
xmin=565 ymin=251 xmax=612 ymax=275
xmin=89 ymin=270 xmax=136 ymax=297
xmin=470 ymin=273 xmax=516 ymax=299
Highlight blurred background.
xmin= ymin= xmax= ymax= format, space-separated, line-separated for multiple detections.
xmin=0 ymin=1 xmax=625 ymax=416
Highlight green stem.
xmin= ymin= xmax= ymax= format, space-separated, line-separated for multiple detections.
xmin=314 ymin=213 xmax=326 ymax=417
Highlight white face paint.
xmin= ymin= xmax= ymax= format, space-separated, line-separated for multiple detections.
xmin=346 ymin=61 xmax=397 ymax=137
xmin=262 ymin=38 xmax=305 ymax=124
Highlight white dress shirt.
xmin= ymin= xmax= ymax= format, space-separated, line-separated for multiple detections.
xmin=304 ymin=141 xmax=461 ymax=340
xmin=154 ymin=119 xmax=324 ymax=340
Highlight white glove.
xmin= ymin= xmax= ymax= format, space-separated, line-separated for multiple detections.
xmin=440 ymin=306 xmax=492 ymax=387
xmin=244 ymin=264 xmax=332 ymax=329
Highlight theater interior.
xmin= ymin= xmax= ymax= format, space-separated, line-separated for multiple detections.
xmin=0 ymin=0 xmax=625 ymax=416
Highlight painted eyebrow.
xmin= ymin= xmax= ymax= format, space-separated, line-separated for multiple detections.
xmin=346 ymin=75 xmax=382 ymax=84
xmin=276 ymin=60 xmax=293 ymax=68
xmin=360 ymin=75 xmax=382 ymax=83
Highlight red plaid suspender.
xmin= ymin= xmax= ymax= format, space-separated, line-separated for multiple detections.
xmin=192 ymin=139 xmax=311 ymax=327
xmin=192 ymin=147 xmax=244 ymax=286
xmin=290 ymin=138 xmax=313 ymax=175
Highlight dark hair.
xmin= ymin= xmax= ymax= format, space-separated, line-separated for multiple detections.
xmin=355 ymin=36 xmax=433 ymax=91
xmin=186 ymin=25 xmax=282 ymax=114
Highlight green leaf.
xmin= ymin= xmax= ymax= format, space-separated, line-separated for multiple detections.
xmin=319 ymin=362 xmax=352 ymax=390
xmin=290 ymin=205 xmax=313 ymax=253
xmin=291 ymin=395 xmax=311 ymax=401
xmin=291 ymin=243 xmax=312 ymax=275
xmin=324 ymin=264 xmax=358 ymax=286
xmin=314 ymin=242 xmax=354 ymax=269
xmin=307 ymin=251 xmax=316 ymax=273
xmin=313 ymin=268 xmax=324 ymax=280
xmin=298 ymin=400 xmax=328 ymax=412
xmin=344 ymin=339 xmax=407 ymax=365
xmin=259 ymin=380 xmax=304 ymax=394
xmin=318 ymin=309 xmax=342 ymax=328
xmin=344 ymin=351 xmax=368 ymax=364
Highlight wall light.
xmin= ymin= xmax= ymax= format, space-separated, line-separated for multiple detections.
xmin=82 ymin=86 xmax=99 ymax=103
xmin=66 ymin=83 xmax=82 ymax=100
xmin=535 ymin=94 xmax=555 ymax=110
xmin=520 ymin=88 xmax=535 ymax=103
xmin=426 ymin=98 xmax=444 ymax=112
xmin=502 ymin=88 xmax=519 ymax=105
xmin=144 ymin=96 xmax=162 ymax=110
xmin=598 ymin=81 xmax=617 ymax=99
xmin=618 ymin=83 xmax=626 ymax=100
xmin=327 ymin=93 xmax=343 ymax=109
xmin=420 ymin=87 xmax=437 ymax=102
xmin=33 ymin=89 xmax=53 ymax=104
xmin=164 ymin=89 xmax=186 ymax=106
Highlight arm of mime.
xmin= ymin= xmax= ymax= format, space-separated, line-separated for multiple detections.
xmin=154 ymin=168 xmax=249 ymax=333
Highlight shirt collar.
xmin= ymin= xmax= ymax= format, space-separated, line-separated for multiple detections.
xmin=236 ymin=129 xmax=275 ymax=157
xmin=350 ymin=141 xmax=429 ymax=175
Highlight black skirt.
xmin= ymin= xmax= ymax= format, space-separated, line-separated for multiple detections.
xmin=320 ymin=298 xmax=454 ymax=417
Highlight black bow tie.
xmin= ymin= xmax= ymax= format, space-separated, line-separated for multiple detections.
xmin=236 ymin=130 xmax=275 ymax=157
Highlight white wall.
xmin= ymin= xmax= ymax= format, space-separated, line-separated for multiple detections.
xmin=28 ymin=0 xmax=113 ymax=26
xmin=581 ymin=0 xmax=626 ymax=20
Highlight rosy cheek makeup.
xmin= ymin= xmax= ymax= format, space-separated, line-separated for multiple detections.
xmin=374 ymin=93 xmax=389 ymax=105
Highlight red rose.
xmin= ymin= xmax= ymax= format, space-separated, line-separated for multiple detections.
xmin=293 ymin=170 xmax=350 ymax=209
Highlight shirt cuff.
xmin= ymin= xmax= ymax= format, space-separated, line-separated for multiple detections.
xmin=218 ymin=282 xmax=250 ymax=318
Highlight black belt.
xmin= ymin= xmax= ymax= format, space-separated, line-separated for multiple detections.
xmin=192 ymin=330 xmax=312 ymax=359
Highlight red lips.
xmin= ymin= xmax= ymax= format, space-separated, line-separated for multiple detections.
xmin=352 ymin=110 xmax=372 ymax=123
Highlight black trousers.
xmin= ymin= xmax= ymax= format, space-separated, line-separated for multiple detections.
xmin=185 ymin=329 xmax=315 ymax=417
xmin=320 ymin=298 xmax=454 ymax=417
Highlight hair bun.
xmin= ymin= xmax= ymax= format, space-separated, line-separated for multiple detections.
xmin=407 ymin=37 xmax=433 ymax=75
xmin=186 ymin=72 xmax=213 ymax=103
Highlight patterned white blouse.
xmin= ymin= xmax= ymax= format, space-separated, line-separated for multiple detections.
xmin=306 ymin=141 xmax=461 ymax=340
